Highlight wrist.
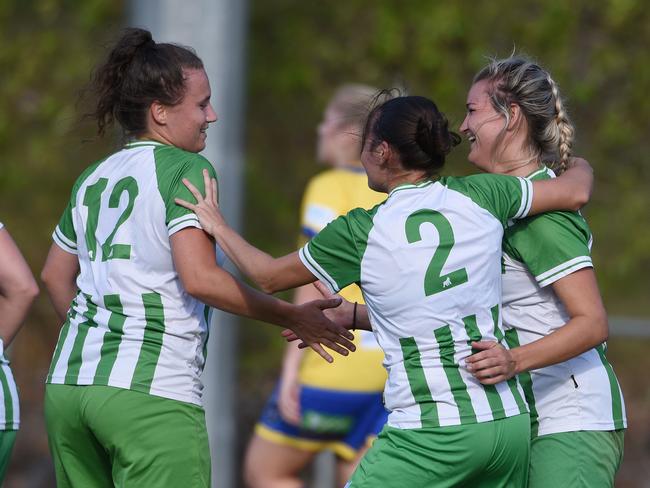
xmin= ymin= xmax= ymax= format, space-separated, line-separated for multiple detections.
xmin=510 ymin=347 xmax=526 ymax=375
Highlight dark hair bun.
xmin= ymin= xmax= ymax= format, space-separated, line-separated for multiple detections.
xmin=362 ymin=95 xmax=460 ymax=176
xmin=89 ymin=27 xmax=204 ymax=137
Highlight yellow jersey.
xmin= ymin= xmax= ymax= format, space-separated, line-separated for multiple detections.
xmin=298 ymin=167 xmax=387 ymax=392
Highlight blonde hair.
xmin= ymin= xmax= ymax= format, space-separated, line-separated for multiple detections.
xmin=328 ymin=83 xmax=384 ymax=130
xmin=474 ymin=56 xmax=575 ymax=173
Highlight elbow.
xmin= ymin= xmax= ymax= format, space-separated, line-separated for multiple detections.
xmin=40 ymin=267 xmax=56 ymax=293
xmin=7 ymin=279 xmax=39 ymax=307
xmin=182 ymin=276 xmax=206 ymax=301
xmin=588 ymin=312 xmax=609 ymax=346
xmin=20 ymin=279 xmax=40 ymax=304
xmin=181 ymin=270 xmax=216 ymax=303
xmin=258 ymin=277 xmax=281 ymax=295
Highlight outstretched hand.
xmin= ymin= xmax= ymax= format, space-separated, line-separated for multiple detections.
xmin=312 ymin=281 xmax=355 ymax=328
xmin=290 ymin=297 xmax=356 ymax=363
xmin=281 ymin=281 xmax=355 ymax=345
xmin=175 ymin=169 xmax=224 ymax=238
xmin=465 ymin=341 xmax=516 ymax=385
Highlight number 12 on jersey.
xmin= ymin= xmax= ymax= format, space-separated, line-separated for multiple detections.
xmin=82 ymin=177 xmax=139 ymax=261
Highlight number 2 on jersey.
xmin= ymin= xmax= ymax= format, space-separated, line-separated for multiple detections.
xmin=82 ymin=177 xmax=139 ymax=261
xmin=405 ymin=209 xmax=468 ymax=295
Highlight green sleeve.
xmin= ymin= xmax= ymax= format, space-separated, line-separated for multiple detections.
xmin=52 ymin=158 xmax=107 ymax=254
xmin=154 ymin=146 xmax=218 ymax=236
xmin=52 ymin=200 xmax=78 ymax=254
xmin=504 ymin=211 xmax=593 ymax=287
xmin=298 ymin=206 xmax=378 ymax=292
xmin=444 ymin=174 xmax=533 ymax=227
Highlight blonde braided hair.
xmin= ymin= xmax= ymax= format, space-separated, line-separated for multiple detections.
xmin=474 ymin=56 xmax=575 ymax=173
xmin=546 ymin=75 xmax=574 ymax=173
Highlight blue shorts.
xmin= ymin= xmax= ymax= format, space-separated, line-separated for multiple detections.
xmin=255 ymin=383 xmax=388 ymax=461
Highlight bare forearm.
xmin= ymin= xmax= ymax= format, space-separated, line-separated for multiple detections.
xmin=213 ymin=223 xmax=284 ymax=292
xmin=45 ymin=281 xmax=77 ymax=323
xmin=188 ymin=265 xmax=297 ymax=328
xmin=0 ymin=290 xmax=37 ymax=345
xmin=353 ymin=303 xmax=372 ymax=331
xmin=511 ymin=315 xmax=607 ymax=373
xmin=530 ymin=158 xmax=593 ymax=214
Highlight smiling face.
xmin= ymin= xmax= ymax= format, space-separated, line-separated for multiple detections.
xmin=160 ymin=68 xmax=217 ymax=153
xmin=459 ymin=79 xmax=507 ymax=172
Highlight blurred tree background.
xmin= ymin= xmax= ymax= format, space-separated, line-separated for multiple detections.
xmin=0 ymin=0 xmax=648 ymax=486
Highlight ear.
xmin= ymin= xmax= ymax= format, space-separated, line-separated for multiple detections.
xmin=150 ymin=101 xmax=168 ymax=126
xmin=507 ymin=103 xmax=523 ymax=131
xmin=378 ymin=141 xmax=390 ymax=162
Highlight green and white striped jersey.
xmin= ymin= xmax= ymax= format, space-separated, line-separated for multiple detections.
xmin=502 ymin=167 xmax=626 ymax=436
xmin=0 ymin=222 xmax=20 ymax=430
xmin=48 ymin=141 xmax=216 ymax=406
xmin=300 ymin=174 xmax=533 ymax=429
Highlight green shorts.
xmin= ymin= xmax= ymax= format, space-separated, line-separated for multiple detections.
xmin=529 ymin=430 xmax=625 ymax=488
xmin=0 ymin=429 xmax=16 ymax=484
xmin=346 ymin=413 xmax=530 ymax=488
xmin=44 ymin=384 xmax=210 ymax=488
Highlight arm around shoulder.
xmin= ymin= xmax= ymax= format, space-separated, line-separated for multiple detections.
xmin=529 ymin=157 xmax=593 ymax=215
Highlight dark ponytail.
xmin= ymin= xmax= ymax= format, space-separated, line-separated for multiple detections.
xmin=89 ymin=27 xmax=204 ymax=137
xmin=363 ymin=95 xmax=460 ymax=177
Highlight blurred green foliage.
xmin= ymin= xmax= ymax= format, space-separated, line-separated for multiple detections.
xmin=0 ymin=0 xmax=648 ymax=484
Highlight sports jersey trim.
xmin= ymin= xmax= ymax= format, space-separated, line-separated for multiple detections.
xmin=0 ymin=363 xmax=19 ymax=430
xmin=513 ymin=178 xmax=534 ymax=219
xmin=53 ymin=226 xmax=78 ymax=254
xmin=388 ymin=180 xmax=434 ymax=197
xmin=299 ymin=245 xmax=339 ymax=293
xmin=125 ymin=141 xmax=166 ymax=149
xmin=168 ymin=215 xmax=202 ymax=236
xmin=526 ymin=167 xmax=550 ymax=179
xmin=536 ymin=256 xmax=593 ymax=287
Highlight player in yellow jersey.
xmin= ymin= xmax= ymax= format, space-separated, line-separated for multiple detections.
xmin=243 ymin=85 xmax=389 ymax=488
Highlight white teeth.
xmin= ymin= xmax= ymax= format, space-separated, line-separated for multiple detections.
xmin=468 ymin=135 xmax=476 ymax=143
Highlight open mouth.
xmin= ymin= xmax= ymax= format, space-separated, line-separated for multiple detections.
xmin=467 ymin=134 xmax=476 ymax=143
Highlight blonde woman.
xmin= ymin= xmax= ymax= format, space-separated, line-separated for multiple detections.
xmin=461 ymin=56 xmax=626 ymax=488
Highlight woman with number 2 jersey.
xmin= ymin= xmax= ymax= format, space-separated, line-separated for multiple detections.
xmin=177 ymin=94 xmax=594 ymax=487
xmin=40 ymin=28 xmax=353 ymax=488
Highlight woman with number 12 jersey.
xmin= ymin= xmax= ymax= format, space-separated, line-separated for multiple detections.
xmin=177 ymin=95 xmax=594 ymax=487
xmin=40 ymin=28 xmax=353 ymax=488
